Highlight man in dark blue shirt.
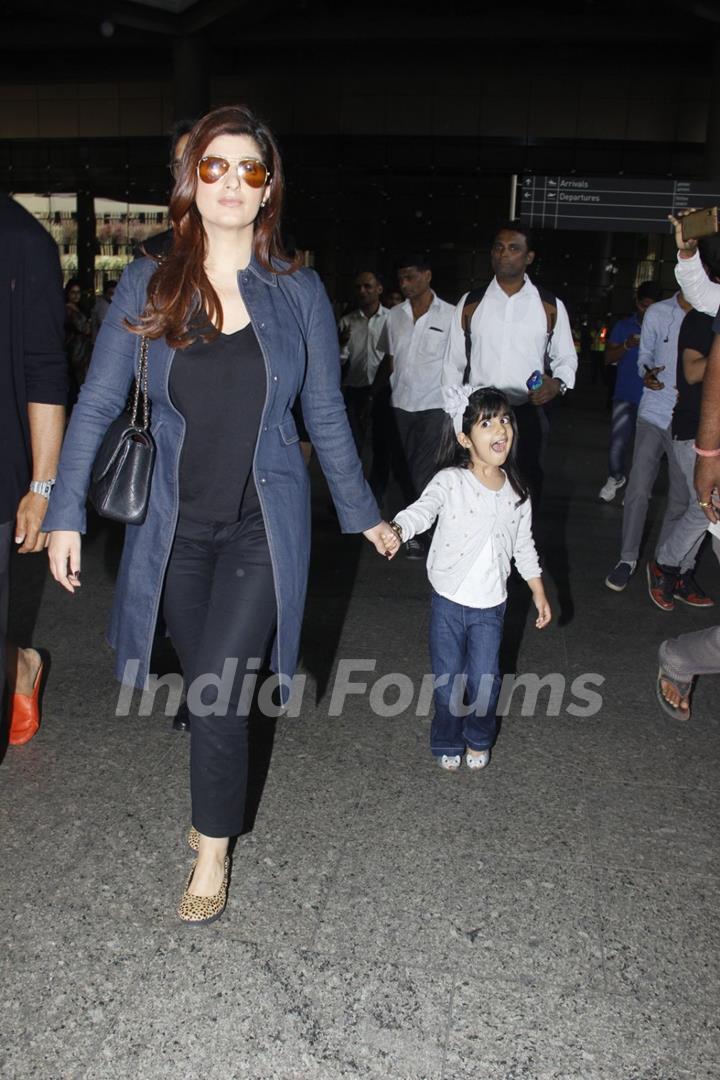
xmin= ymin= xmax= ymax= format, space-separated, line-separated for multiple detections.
xmin=599 ymin=281 xmax=663 ymax=501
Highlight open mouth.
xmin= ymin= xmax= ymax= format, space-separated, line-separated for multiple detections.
xmin=491 ymin=440 xmax=507 ymax=453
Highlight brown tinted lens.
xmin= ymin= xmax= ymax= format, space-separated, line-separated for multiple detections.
xmin=240 ymin=159 xmax=268 ymax=188
xmin=198 ymin=156 xmax=229 ymax=183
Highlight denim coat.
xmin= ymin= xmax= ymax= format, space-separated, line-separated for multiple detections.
xmin=43 ymin=256 xmax=380 ymax=690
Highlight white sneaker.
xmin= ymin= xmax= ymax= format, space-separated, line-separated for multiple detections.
xmin=598 ymin=475 xmax=626 ymax=502
xmin=465 ymin=749 xmax=490 ymax=770
xmin=439 ymin=754 xmax=462 ymax=771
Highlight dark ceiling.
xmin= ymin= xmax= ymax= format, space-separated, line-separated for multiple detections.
xmin=0 ymin=0 xmax=717 ymax=82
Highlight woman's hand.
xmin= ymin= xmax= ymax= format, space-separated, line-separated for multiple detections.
xmin=363 ymin=521 xmax=399 ymax=559
xmin=380 ymin=527 xmax=402 ymax=560
xmin=668 ymin=210 xmax=699 ymax=258
xmin=47 ymin=530 xmax=82 ymax=593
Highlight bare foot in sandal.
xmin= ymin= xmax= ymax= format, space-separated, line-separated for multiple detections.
xmin=659 ymin=676 xmax=690 ymax=715
xmin=656 ymin=665 xmax=693 ymax=720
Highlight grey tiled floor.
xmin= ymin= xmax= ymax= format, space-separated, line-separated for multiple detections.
xmin=2 ymin=381 xmax=719 ymax=1079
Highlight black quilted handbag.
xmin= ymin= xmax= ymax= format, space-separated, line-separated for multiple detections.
xmin=89 ymin=337 xmax=156 ymax=525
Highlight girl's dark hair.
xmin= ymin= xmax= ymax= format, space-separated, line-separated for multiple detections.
xmin=435 ymin=386 xmax=529 ymax=505
xmin=130 ymin=104 xmax=300 ymax=347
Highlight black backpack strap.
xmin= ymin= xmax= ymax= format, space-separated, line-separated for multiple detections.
xmin=461 ymin=285 xmax=487 ymax=385
xmin=536 ymin=285 xmax=558 ymax=374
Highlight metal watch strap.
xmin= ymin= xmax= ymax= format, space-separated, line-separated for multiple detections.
xmin=29 ymin=479 xmax=56 ymax=498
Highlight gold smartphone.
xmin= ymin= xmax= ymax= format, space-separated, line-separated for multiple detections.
xmin=681 ymin=206 xmax=719 ymax=241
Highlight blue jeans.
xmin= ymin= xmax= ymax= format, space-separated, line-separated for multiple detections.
xmin=428 ymin=591 xmax=506 ymax=756
xmin=608 ymin=399 xmax=638 ymax=479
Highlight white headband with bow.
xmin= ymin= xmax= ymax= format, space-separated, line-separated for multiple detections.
xmin=443 ymin=384 xmax=482 ymax=435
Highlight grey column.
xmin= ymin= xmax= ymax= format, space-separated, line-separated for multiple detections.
xmin=705 ymin=38 xmax=720 ymax=181
xmin=76 ymin=188 xmax=96 ymax=297
xmin=173 ymin=34 xmax=209 ymax=120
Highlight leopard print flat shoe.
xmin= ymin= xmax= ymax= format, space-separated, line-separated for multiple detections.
xmin=188 ymin=826 xmax=200 ymax=851
xmin=177 ymin=856 xmax=230 ymax=926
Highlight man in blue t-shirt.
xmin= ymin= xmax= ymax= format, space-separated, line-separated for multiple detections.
xmin=599 ymin=281 xmax=663 ymax=501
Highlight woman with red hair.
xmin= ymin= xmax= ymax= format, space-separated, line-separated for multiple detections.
xmin=45 ymin=105 xmax=389 ymax=925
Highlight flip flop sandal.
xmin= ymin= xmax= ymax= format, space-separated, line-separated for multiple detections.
xmin=656 ymin=665 xmax=693 ymax=721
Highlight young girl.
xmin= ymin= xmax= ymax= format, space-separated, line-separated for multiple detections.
xmin=382 ymin=385 xmax=551 ymax=771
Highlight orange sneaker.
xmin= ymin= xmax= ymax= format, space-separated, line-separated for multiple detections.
xmin=646 ymin=561 xmax=676 ymax=612
xmin=674 ymin=572 xmax=714 ymax=608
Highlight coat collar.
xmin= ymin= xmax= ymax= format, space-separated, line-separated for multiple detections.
xmin=249 ymin=254 xmax=279 ymax=286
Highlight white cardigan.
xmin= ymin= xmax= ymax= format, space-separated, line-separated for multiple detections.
xmin=393 ymin=467 xmax=541 ymax=597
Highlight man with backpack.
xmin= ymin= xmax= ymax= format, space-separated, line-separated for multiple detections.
xmin=442 ymin=222 xmax=577 ymax=502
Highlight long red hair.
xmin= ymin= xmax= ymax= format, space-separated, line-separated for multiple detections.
xmin=130 ymin=104 xmax=299 ymax=346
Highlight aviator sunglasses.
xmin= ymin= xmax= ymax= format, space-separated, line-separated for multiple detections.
xmin=197 ymin=155 xmax=270 ymax=188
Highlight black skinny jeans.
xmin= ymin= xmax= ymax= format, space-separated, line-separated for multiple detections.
xmin=163 ymin=507 xmax=277 ymax=838
xmin=392 ymin=406 xmax=447 ymax=502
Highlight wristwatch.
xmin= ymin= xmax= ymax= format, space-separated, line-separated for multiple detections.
xmin=29 ymin=479 xmax=55 ymax=499
xmin=389 ymin=520 xmax=404 ymax=542
xmin=556 ymin=379 xmax=568 ymax=396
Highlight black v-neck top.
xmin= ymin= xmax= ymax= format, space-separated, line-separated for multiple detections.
xmin=170 ymin=322 xmax=266 ymax=522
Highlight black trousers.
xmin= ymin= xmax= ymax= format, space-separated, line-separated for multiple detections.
xmin=342 ymin=385 xmax=373 ymax=454
xmin=163 ymin=508 xmax=277 ymax=838
xmin=514 ymin=403 xmax=550 ymax=506
xmin=344 ymin=385 xmax=398 ymax=505
xmin=392 ymin=406 xmax=447 ymax=503
xmin=367 ymin=385 xmax=398 ymax=502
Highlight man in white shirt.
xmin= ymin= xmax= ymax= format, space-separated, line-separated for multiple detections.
xmin=90 ymin=280 xmax=116 ymax=343
xmin=377 ymin=254 xmax=454 ymax=555
xmin=442 ymin=223 xmax=577 ymax=501
xmin=338 ymin=270 xmax=388 ymax=451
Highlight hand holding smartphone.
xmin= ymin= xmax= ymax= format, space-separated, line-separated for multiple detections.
xmin=680 ymin=206 xmax=718 ymax=242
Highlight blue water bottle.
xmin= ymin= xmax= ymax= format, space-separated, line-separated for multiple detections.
xmin=526 ymin=370 xmax=544 ymax=392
